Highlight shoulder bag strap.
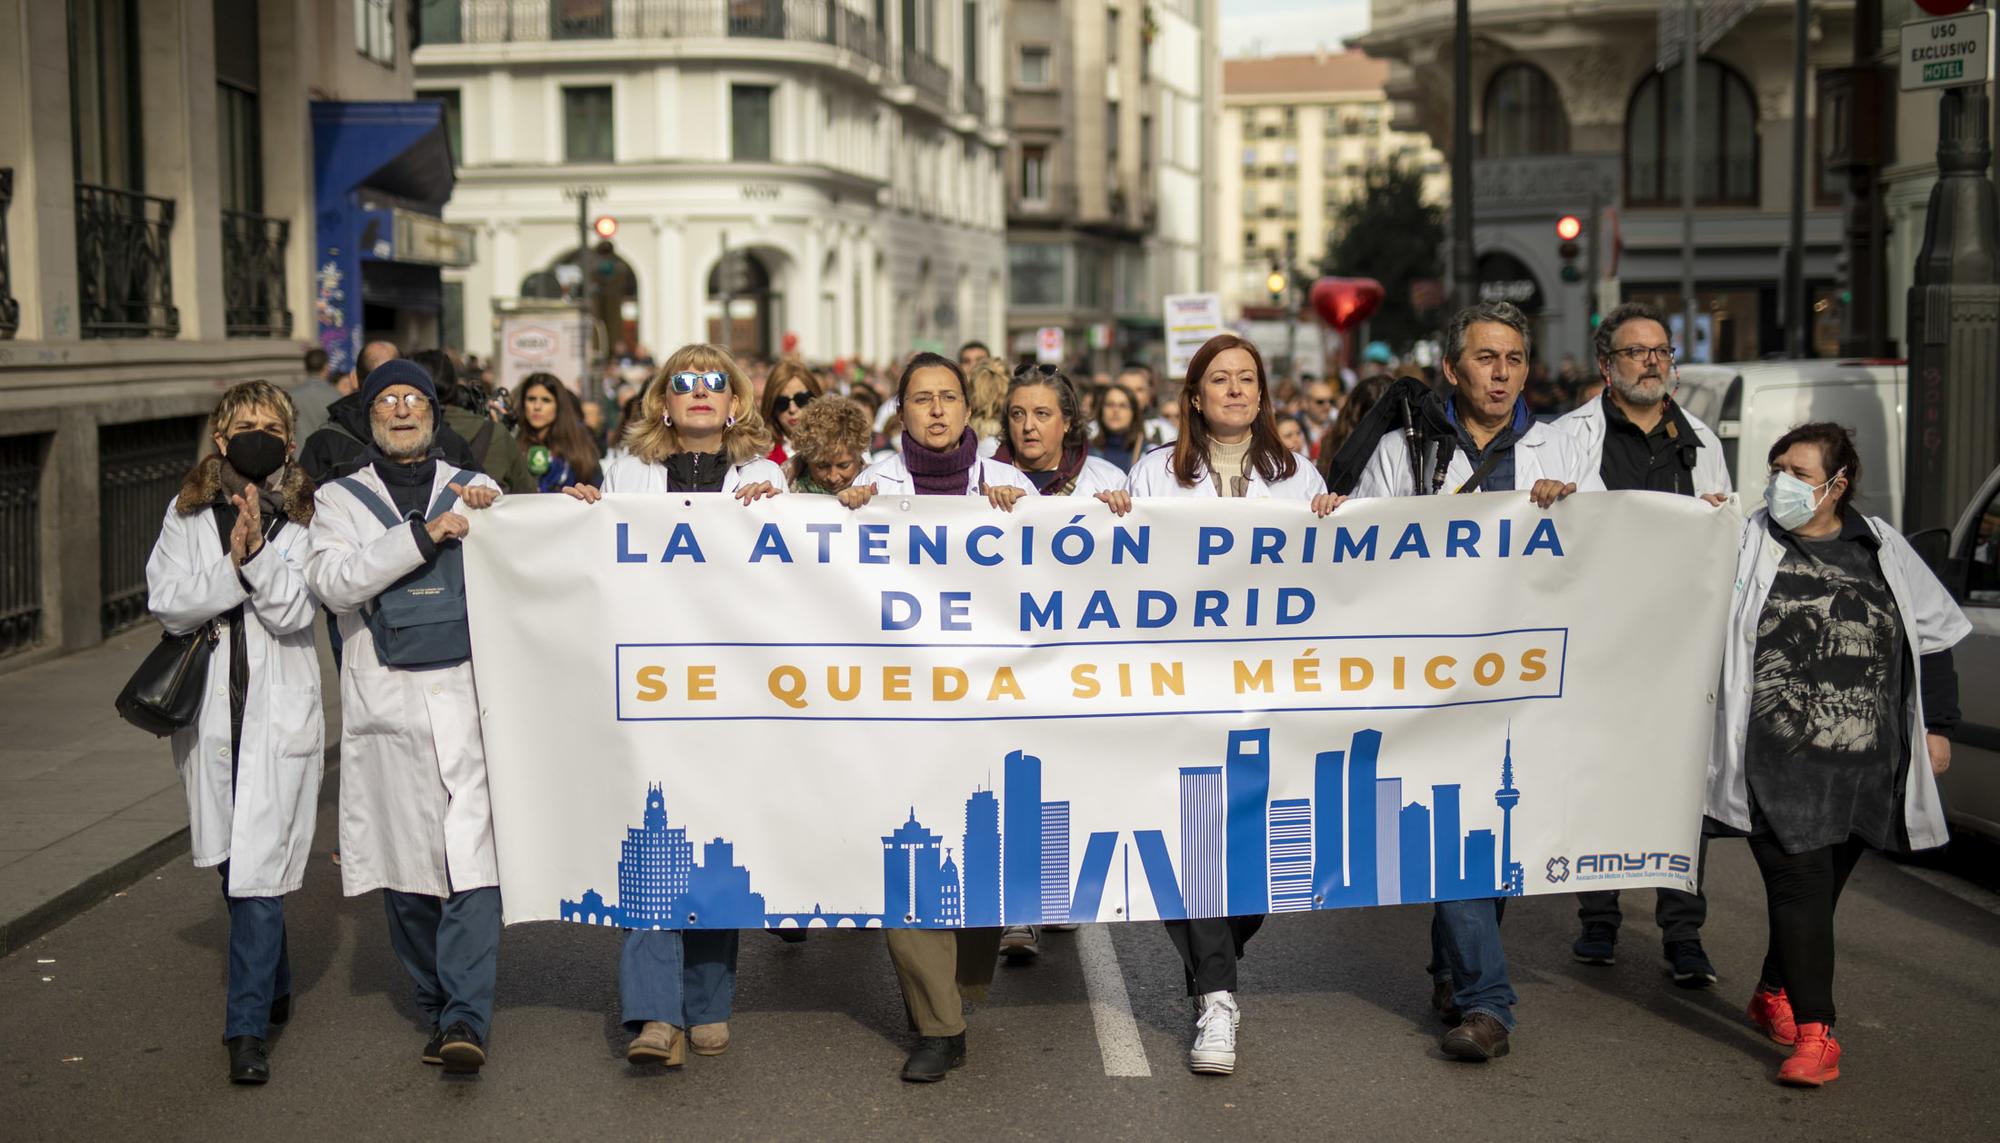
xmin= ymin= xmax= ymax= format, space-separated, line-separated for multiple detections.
xmin=332 ymin=474 xmax=409 ymax=528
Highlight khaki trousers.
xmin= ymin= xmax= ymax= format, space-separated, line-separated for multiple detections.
xmin=885 ymin=927 xmax=1003 ymax=1036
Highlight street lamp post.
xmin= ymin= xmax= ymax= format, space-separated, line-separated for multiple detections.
xmin=562 ymin=184 xmax=605 ymax=390
xmin=1451 ymin=0 xmax=1475 ymax=312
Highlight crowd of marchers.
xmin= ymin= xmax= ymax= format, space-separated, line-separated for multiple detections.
xmin=144 ymin=300 xmax=1964 ymax=1092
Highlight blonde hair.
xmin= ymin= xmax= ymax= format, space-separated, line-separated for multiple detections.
xmin=967 ymin=358 xmax=1010 ymax=441
xmin=621 ymin=343 xmax=772 ymax=464
xmin=210 ymin=379 xmax=297 ymax=444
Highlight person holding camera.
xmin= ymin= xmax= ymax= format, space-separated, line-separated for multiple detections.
xmin=410 ymin=349 xmax=536 ymax=494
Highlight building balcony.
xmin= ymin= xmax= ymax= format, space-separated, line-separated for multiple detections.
xmin=0 ymin=168 xmax=17 ymax=339
xmin=901 ymin=44 xmax=951 ymax=108
xmin=1009 ymin=183 xmax=1079 ymax=223
xmin=963 ymin=75 xmax=985 ymax=118
xmin=435 ymin=0 xmax=883 ymax=64
xmin=73 ymin=184 xmax=179 ymax=340
xmin=220 ymin=210 xmax=293 ymax=339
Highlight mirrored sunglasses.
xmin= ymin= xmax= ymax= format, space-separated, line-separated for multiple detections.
xmin=668 ymin=370 xmax=730 ymax=395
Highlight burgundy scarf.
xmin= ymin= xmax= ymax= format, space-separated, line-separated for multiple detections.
xmin=901 ymin=427 xmax=981 ymax=496
xmin=993 ymin=440 xmax=1088 ymax=496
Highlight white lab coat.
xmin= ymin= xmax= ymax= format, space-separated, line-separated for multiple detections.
xmin=1352 ymin=417 xmax=1602 ymax=499
xmin=1554 ymin=396 xmax=1733 ymax=496
xmin=1707 ymin=509 xmax=1971 ymax=851
xmin=145 ymin=502 xmax=323 ymax=898
xmin=600 ymin=452 xmax=788 ymax=494
xmin=1126 ymin=444 xmax=1327 ymax=500
xmin=306 ymin=463 xmax=502 ymax=898
xmin=856 ymin=452 xmax=1039 ymax=497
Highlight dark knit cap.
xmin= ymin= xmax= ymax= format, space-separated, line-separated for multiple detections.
xmin=360 ymin=358 xmax=436 ymax=409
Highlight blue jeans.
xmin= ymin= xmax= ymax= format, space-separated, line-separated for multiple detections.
xmin=383 ymin=887 xmax=501 ymax=1041
xmin=219 ymin=864 xmax=290 ymax=1041
xmin=620 ymin=929 xmax=739 ymax=1031
xmin=1427 ymin=897 xmax=1517 ymax=1030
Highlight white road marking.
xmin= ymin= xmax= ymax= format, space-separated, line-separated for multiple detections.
xmin=1895 ymin=864 xmax=2000 ymax=917
xmin=1076 ymin=924 xmax=1153 ymax=1077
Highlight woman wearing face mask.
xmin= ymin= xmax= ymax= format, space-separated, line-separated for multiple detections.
xmin=834 ymin=352 xmax=1031 ymax=1084
xmin=1092 ymin=382 xmax=1147 ymax=472
xmin=1709 ymin=422 xmax=1967 ymax=1088
xmin=144 ymin=380 xmax=323 ymax=1086
xmin=562 ymin=344 xmax=782 ymax=1068
xmin=515 ymin=372 xmax=602 ymax=493
xmin=784 ymin=393 xmax=873 ymax=494
xmin=761 ymin=360 xmax=823 ymax=466
xmin=1124 ymin=334 xmax=1341 ymax=1079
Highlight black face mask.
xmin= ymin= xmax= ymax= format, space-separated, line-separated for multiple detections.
xmin=224 ymin=429 xmax=288 ymax=482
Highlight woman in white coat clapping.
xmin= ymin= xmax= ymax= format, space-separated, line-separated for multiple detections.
xmin=563 ymin=343 xmax=781 ymax=1068
xmin=144 ymin=380 xmax=322 ymax=1086
xmin=1125 ymin=333 xmax=1340 ymax=1080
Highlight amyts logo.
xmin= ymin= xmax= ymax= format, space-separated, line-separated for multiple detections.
xmin=1553 ymin=851 xmax=1696 ymax=882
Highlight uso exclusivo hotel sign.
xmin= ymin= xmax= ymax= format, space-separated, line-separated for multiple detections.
xmin=1902 ymin=2 xmax=1996 ymax=91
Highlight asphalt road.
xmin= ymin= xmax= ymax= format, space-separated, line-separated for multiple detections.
xmin=5 ymin=809 xmax=1999 ymax=1142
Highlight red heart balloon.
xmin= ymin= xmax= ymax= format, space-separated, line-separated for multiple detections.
xmin=1311 ymin=277 xmax=1385 ymax=332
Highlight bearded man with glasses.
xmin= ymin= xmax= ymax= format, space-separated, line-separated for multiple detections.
xmin=1552 ymin=300 xmax=1733 ymax=988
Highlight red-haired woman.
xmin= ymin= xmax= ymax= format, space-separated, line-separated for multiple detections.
xmin=1125 ymin=333 xmax=1341 ymax=1078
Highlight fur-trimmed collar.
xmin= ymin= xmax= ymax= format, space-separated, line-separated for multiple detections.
xmin=174 ymin=453 xmax=315 ymax=523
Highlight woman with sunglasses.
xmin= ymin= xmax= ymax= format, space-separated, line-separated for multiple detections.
xmin=562 ymin=343 xmax=782 ymax=1069
xmin=761 ymin=359 xmax=823 ymax=466
xmin=514 ymin=372 xmax=602 ymax=493
xmin=1126 ymin=333 xmax=1342 ymax=1079
xmin=834 ymin=351 xmax=1031 ymax=1084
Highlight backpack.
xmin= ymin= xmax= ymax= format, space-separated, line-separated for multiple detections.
xmin=332 ymin=468 xmax=473 ymax=669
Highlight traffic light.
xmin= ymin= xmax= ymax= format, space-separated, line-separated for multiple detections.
xmin=593 ymin=215 xmax=618 ymax=239
xmin=1556 ymin=214 xmax=1583 ymax=284
xmin=1267 ymin=268 xmax=1287 ymax=303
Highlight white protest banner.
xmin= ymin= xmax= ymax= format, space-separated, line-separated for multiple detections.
xmin=463 ymin=493 xmax=1738 ymax=931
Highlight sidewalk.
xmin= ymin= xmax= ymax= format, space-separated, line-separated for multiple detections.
xmin=0 ymin=624 xmax=340 ymax=955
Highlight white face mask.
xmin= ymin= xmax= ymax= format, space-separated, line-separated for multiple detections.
xmin=1765 ymin=469 xmax=1841 ymax=531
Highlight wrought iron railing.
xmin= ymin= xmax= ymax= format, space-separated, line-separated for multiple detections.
xmin=453 ymin=0 xmax=881 ymax=61
xmin=902 ymin=44 xmax=950 ymax=106
xmin=0 ymin=168 xmax=17 ymax=339
xmin=0 ymin=434 xmax=45 ymax=657
xmin=74 ymin=184 xmax=180 ymax=339
xmin=221 ymin=210 xmax=292 ymax=338
xmin=98 ymin=417 xmax=202 ymax=636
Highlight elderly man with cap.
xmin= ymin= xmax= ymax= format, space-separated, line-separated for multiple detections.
xmin=305 ymin=359 xmax=506 ymax=1074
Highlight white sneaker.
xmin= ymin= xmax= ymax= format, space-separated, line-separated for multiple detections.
xmin=998 ymin=925 xmax=1040 ymax=960
xmin=1188 ymin=990 xmax=1239 ymax=1075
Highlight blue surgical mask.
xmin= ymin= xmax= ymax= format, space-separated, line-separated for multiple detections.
xmin=1765 ymin=470 xmax=1840 ymax=531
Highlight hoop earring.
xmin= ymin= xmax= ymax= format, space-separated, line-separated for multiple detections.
xmin=661 ymin=411 xmax=673 ymax=427
xmin=725 ymin=414 xmax=737 ymax=429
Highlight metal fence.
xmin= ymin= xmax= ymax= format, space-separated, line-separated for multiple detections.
xmin=901 ymin=43 xmax=950 ymax=107
xmin=0 ymin=168 xmax=17 ymax=339
xmin=450 ymin=0 xmax=882 ymax=61
xmin=74 ymin=184 xmax=180 ymax=339
xmin=0 ymin=434 xmax=44 ymax=657
xmin=98 ymin=417 xmax=202 ymax=636
xmin=221 ymin=209 xmax=292 ymax=338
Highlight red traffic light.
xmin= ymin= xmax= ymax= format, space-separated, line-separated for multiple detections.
xmin=1555 ymin=215 xmax=1583 ymax=242
xmin=593 ymin=215 xmax=619 ymax=239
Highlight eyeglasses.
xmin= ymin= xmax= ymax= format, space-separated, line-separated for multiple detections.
xmin=372 ymin=393 xmax=432 ymax=412
xmin=1612 ymin=346 xmax=1677 ymax=365
xmin=667 ymin=370 xmax=730 ymax=395
xmin=773 ymin=392 xmax=815 ymax=413
xmin=1012 ymin=363 xmax=1060 ymax=380
xmin=905 ymin=390 xmax=964 ymax=410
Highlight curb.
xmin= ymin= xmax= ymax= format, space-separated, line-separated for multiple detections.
xmin=0 ymin=746 xmax=342 ymax=958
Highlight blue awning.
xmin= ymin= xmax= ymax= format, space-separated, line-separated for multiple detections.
xmin=311 ymin=100 xmax=455 ymax=208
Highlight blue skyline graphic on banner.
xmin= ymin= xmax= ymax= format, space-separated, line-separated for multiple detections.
xmin=557 ymin=727 xmax=1528 ymax=929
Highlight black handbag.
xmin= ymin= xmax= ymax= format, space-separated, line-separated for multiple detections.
xmin=114 ymin=622 xmax=220 ymax=737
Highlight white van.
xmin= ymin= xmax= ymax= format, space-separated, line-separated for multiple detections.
xmin=1937 ymin=462 xmax=2000 ymax=844
xmin=1670 ymin=361 xmax=1906 ymax=527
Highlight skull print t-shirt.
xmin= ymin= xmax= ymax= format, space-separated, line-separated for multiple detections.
xmin=1746 ymin=517 xmax=1907 ymax=854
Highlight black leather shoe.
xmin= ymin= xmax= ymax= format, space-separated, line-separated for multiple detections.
xmin=900 ymin=1033 xmax=966 ymax=1082
xmin=421 ymin=1027 xmax=446 ymax=1066
xmin=226 ymin=1035 xmax=270 ymax=1084
xmin=269 ymin=994 xmax=291 ymax=1026
xmin=1441 ymin=1012 xmax=1511 ymax=1061
xmin=438 ymin=1022 xmax=486 ymax=1074
xmin=1430 ymin=978 xmax=1461 ymax=1027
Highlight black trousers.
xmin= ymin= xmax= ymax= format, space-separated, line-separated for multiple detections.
xmin=1163 ymin=915 xmax=1265 ymax=997
xmin=1748 ymin=834 xmax=1867 ymax=1027
xmin=1574 ymin=834 xmax=1712 ymax=943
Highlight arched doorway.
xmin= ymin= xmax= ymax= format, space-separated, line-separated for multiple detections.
xmin=522 ymin=243 xmax=642 ymax=359
xmin=707 ymin=250 xmax=778 ymax=358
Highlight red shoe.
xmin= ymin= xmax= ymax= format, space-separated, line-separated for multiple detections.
xmin=1746 ymin=987 xmax=1797 ymax=1046
xmin=1777 ymin=1022 xmax=1841 ymax=1087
